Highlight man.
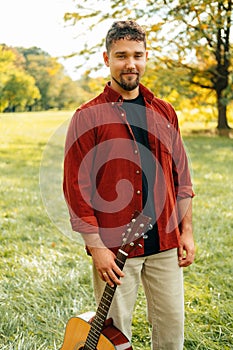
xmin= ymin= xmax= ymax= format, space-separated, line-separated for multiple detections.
xmin=63 ymin=20 xmax=195 ymax=350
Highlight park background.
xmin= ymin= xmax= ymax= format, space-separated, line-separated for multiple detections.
xmin=0 ymin=0 xmax=233 ymax=349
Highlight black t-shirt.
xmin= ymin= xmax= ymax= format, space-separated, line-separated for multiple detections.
xmin=122 ymin=94 xmax=160 ymax=255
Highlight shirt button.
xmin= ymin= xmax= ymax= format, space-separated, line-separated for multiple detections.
xmin=134 ymin=149 xmax=138 ymax=154
xmin=136 ymin=190 xmax=141 ymax=195
xmin=121 ymin=113 xmax=124 ymax=117
xmin=136 ymin=170 xmax=140 ymax=174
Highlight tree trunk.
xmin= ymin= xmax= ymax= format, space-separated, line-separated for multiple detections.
xmin=217 ymin=92 xmax=230 ymax=130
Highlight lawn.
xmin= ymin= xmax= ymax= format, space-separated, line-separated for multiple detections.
xmin=0 ymin=111 xmax=232 ymax=349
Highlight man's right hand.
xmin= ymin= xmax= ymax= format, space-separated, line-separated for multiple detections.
xmin=87 ymin=246 xmax=125 ymax=287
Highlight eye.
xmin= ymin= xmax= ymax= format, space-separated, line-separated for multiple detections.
xmin=117 ymin=55 xmax=126 ymax=59
xmin=135 ymin=54 xmax=143 ymax=59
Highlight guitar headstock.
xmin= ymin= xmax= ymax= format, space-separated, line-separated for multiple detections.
xmin=120 ymin=211 xmax=152 ymax=255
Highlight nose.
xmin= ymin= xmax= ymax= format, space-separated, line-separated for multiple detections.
xmin=125 ymin=57 xmax=136 ymax=70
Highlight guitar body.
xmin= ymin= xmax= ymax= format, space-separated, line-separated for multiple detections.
xmin=60 ymin=316 xmax=132 ymax=350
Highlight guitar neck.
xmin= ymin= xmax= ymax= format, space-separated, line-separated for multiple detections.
xmin=83 ymin=249 xmax=128 ymax=350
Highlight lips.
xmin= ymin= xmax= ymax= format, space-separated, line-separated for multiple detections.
xmin=122 ymin=71 xmax=138 ymax=75
xmin=121 ymin=71 xmax=139 ymax=78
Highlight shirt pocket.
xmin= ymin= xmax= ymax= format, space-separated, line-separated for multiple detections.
xmin=155 ymin=121 xmax=173 ymax=155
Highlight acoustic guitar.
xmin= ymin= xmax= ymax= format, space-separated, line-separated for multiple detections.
xmin=60 ymin=211 xmax=152 ymax=350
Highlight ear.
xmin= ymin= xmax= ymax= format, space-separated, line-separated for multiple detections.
xmin=103 ymin=51 xmax=109 ymax=67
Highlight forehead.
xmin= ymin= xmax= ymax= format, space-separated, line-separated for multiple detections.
xmin=109 ymin=39 xmax=146 ymax=54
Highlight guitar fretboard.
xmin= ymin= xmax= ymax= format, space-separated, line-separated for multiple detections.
xmin=83 ymin=250 xmax=127 ymax=350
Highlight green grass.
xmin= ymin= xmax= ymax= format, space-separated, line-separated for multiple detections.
xmin=0 ymin=111 xmax=232 ymax=349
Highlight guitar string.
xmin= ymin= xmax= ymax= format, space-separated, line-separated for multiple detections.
xmin=84 ymin=257 xmax=124 ymax=349
xmin=84 ymin=230 xmax=138 ymax=348
xmin=84 ymin=217 xmax=148 ymax=350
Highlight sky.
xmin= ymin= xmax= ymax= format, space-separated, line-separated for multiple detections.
xmin=0 ymin=0 xmax=104 ymax=79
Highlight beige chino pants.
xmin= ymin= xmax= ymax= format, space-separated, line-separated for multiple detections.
xmin=93 ymin=248 xmax=184 ymax=350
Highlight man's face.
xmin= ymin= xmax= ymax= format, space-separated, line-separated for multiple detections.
xmin=103 ymin=39 xmax=148 ymax=96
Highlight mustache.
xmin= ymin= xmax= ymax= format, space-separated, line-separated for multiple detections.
xmin=121 ymin=70 xmax=139 ymax=74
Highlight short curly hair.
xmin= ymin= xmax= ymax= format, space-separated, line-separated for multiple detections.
xmin=105 ymin=20 xmax=146 ymax=53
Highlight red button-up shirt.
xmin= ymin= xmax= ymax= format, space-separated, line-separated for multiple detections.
xmin=63 ymin=83 xmax=194 ymax=257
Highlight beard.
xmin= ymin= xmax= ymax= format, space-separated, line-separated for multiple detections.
xmin=112 ymin=72 xmax=140 ymax=91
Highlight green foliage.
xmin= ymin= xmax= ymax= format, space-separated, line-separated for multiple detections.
xmin=0 ymin=45 xmax=84 ymax=112
xmin=19 ymin=47 xmax=78 ymax=110
xmin=64 ymin=0 xmax=233 ymax=128
xmin=182 ymin=133 xmax=233 ymax=349
xmin=2 ymin=70 xmax=41 ymax=111
xmin=0 ymin=112 xmax=232 ymax=349
xmin=77 ymin=72 xmax=106 ymax=96
xmin=0 ymin=45 xmax=40 ymax=112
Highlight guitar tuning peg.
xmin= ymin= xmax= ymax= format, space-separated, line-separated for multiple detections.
xmin=127 ymin=228 xmax=132 ymax=233
xmin=134 ymin=233 xmax=139 ymax=237
xmin=138 ymin=244 xmax=143 ymax=248
xmin=148 ymin=224 xmax=153 ymax=230
xmin=130 ymin=242 xmax=134 ymax=246
xmin=131 ymin=218 xmax=136 ymax=223
xmin=143 ymin=234 xmax=148 ymax=239
xmin=122 ymin=238 xmax=127 ymax=243
xmin=139 ymin=223 xmax=144 ymax=228
xmin=122 ymin=232 xmax=125 ymax=237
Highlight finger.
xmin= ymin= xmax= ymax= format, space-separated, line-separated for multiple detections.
xmin=179 ymin=252 xmax=195 ymax=267
xmin=178 ymin=245 xmax=184 ymax=262
xmin=102 ymin=271 xmax=115 ymax=287
xmin=108 ymin=269 xmax=124 ymax=286
xmin=113 ymin=264 xmax=125 ymax=278
xmin=102 ymin=272 xmax=108 ymax=279
xmin=103 ymin=269 xmax=123 ymax=287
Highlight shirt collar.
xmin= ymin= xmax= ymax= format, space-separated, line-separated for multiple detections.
xmin=103 ymin=82 xmax=155 ymax=104
xmin=103 ymin=82 xmax=122 ymax=102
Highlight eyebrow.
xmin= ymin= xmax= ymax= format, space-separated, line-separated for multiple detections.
xmin=114 ymin=50 xmax=145 ymax=55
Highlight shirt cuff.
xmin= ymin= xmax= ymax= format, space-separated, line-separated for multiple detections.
xmin=70 ymin=215 xmax=99 ymax=234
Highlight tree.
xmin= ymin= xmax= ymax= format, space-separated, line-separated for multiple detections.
xmin=19 ymin=47 xmax=64 ymax=109
xmin=64 ymin=0 xmax=232 ymax=130
xmin=2 ymin=70 xmax=41 ymax=112
xmin=0 ymin=45 xmax=82 ymax=111
xmin=18 ymin=47 xmax=79 ymax=110
xmin=0 ymin=45 xmax=40 ymax=112
xmin=164 ymin=0 xmax=232 ymax=130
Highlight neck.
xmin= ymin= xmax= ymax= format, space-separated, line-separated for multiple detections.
xmin=83 ymin=249 xmax=128 ymax=349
